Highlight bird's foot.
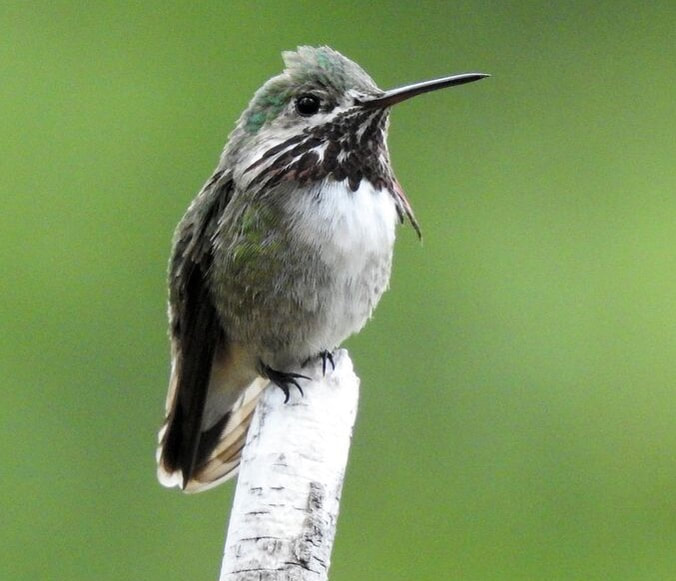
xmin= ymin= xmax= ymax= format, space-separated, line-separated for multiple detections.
xmin=301 ymin=349 xmax=336 ymax=376
xmin=261 ymin=363 xmax=309 ymax=403
xmin=319 ymin=350 xmax=335 ymax=376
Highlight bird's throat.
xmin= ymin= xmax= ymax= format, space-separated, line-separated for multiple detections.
xmin=246 ymin=108 xmax=393 ymax=194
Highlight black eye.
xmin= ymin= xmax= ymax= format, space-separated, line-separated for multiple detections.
xmin=295 ymin=94 xmax=321 ymax=116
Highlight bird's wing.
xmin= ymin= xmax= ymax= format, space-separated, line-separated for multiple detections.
xmin=156 ymin=170 xmax=265 ymax=492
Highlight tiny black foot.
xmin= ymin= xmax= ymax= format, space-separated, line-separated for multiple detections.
xmin=319 ymin=350 xmax=336 ymax=376
xmin=301 ymin=350 xmax=336 ymax=375
xmin=261 ymin=363 xmax=310 ymax=403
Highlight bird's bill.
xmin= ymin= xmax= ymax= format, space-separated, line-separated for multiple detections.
xmin=361 ymin=73 xmax=490 ymax=109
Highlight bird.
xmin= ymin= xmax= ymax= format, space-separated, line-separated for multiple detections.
xmin=156 ymin=46 xmax=488 ymax=492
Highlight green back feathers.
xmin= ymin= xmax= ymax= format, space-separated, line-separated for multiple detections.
xmin=243 ymin=46 xmax=378 ymax=133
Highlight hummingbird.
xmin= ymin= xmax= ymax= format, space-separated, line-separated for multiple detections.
xmin=157 ymin=46 xmax=488 ymax=492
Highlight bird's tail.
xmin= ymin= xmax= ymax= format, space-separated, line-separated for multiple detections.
xmin=156 ymin=372 xmax=268 ymax=493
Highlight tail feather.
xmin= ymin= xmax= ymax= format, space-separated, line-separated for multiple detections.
xmin=157 ymin=376 xmax=268 ymax=493
xmin=184 ymin=377 xmax=267 ymax=492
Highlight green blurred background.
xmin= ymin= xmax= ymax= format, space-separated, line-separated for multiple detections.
xmin=1 ymin=2 xmax=674 ymax=579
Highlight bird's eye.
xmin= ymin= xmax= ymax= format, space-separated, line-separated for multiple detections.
xmin=295 ymin=94 xmax=321 ymax=116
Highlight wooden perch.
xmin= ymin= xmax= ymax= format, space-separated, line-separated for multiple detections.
xmin=220 ymin=349 xmax=360 ymax=581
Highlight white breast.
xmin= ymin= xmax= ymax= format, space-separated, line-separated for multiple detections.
xmin=288 ymin=179 xmax=398 ymax=274
xmin=284 ymin=179 xmax=399 ymax=351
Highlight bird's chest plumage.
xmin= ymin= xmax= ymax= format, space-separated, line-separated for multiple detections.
xmin=212 ymin=179 xmax=398 ymax=364
xmin=291 ymin=179 xmax=397 ymax=284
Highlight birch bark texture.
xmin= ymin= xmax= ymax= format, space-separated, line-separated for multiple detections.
xmin=220 ymin=349 xmax=360 ymax=581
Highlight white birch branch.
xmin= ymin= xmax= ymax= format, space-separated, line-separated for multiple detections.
xmin=219 ymin=349 xmax=360 ymax=581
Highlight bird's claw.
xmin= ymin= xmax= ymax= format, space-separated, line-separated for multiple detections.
xmin=319 ymin=350 xmax=335 ymax=376
xmin=261 ymin=363 xmax=309 ymax=403
xmin=300 ymin=349 xmax=336 ymax=376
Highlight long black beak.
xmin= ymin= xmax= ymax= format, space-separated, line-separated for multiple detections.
xmin=361 ymin=72 xmax=490 ymax=109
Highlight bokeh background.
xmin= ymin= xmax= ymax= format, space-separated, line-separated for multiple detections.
xmin=1 ymin=2 xmax=674 ymax=580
